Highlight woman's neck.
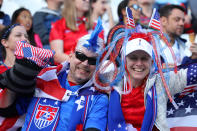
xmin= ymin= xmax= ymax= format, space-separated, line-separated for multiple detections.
xmin=3 ymin=49 xmax=16 ymax=67
xmin=131 ymin=79 xmax=144 ymax=88
xmin=131 ymin=76 xmax=148 ymax=88
xmin=4 ymin=54 xmax=15 ymax=67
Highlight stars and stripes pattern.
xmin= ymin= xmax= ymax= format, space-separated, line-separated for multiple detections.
xmin=15 ymin=40 xmax=54 ymax=67
xmin=167 ymin=63 xmax=197 ymax=130
xmin=126 ymin=7 xmax=135 ymax=29
xmin=167 ymin=91 xmax=197 ymax=130
xmin=148 ymin=8 xmax=161 ymax=31
xmin=187 ymin=64 xmax=197 ymax=86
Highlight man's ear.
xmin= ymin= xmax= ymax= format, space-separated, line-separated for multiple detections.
xmin=67 ymin=51 xmax=74 ymax=63
xmin=160 ymin=16 xmax=168 ymax=27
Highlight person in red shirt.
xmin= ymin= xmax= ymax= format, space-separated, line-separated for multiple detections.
xmin=50 ymin=0 xmax=91 ymax=64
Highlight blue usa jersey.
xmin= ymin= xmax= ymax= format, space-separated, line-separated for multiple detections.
xmin=20 ymin=70 xmax=108 ymax=131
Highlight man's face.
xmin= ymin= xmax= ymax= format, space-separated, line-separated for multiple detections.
xmin=68 ymin=47 xmax=97 ymax=84
xmin=161 ymin=8 xmax=185 ymax=37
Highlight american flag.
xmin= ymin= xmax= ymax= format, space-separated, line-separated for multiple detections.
xmin=15 ymin=40 xmax=55 ymax=67
xmin=126 ymin=7 xmax=135 ymax=29
xmin=167 ymin=64 xmax=197 ymax=130
xmin=149 ymin=8 xmax=161 ymax=31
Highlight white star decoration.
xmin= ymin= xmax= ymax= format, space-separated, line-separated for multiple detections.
xmin=148 ymin=91 xmax=152 ymax=98
xmin=118 ymin=123 xmax=122 ymax=128
xmin=55 ymin=101 xmax=58 ymax=105
xmin=185 ymin=105 xmax=193 ymax=114
xmin=43 ymin=99 xmax=47 ymax=103
xmin=167 ymin=108 xmax=174 ymax=115
xmin=75 ymin=96 xmax=85 ymax=111
xmin=177 ymin=100 xmax=184 ymax=106
xmin=89 ymin=87 xmax=95 ymax=92
xmin=188 ymin=92 xmax=195 ymax=97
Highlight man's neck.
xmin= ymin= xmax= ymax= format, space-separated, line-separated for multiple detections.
xmin=169 ymin=36 xmax=175 ymax=46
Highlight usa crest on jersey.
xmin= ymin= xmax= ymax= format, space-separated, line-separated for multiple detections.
xmin=27 ymin=98 xmax=60 ymax=130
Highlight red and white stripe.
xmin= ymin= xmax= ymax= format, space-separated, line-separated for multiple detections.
xmin=35 ymin=62 xmax=71 ymax=101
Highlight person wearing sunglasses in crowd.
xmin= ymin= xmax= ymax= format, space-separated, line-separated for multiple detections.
xmin=0 ymin=19 xmax=108 ymax=131
xmin=106 ymin=0 xmax=142 ymax=46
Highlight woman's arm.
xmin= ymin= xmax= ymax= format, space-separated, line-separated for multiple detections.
xmin=50 ymin=40 xmax=69 ymax=64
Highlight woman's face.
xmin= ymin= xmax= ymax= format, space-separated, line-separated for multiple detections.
xmin=126 ymin=50 xmax=152 ymax=82
xmin=75 ymin=0 xmax=89 ymax=13
xmin=92 ymin=0 xmax=108 ymax=16
xmin=16 ymin=10 xmax=32 ymax=31
xmin=4 ymin=26 xmax=28 ymax=52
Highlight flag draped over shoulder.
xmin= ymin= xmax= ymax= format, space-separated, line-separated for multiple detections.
xmin=148 ymin=8 xmax=161 ymax=31
xmin=167 ymin=64 xmax=197 ymax=130
xmin=126 ymin=7 xmax=135 ymax=29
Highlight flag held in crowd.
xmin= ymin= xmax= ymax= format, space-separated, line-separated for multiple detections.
xmin=149 ymin=8 xmax=161 ymax=31
xmin=126 ymin=7 xmax=135 ymax=29
xmin=15 ymin=40 xmax=55 ymax=67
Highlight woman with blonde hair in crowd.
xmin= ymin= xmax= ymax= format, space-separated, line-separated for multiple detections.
xmin=50 ymin=0 xmax=90 ymax=64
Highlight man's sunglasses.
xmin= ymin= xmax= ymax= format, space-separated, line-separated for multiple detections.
xmin=75 ymin=51 xmax=97 ymax=65
xmin=130 ymin=4 xmax=142 ymax=11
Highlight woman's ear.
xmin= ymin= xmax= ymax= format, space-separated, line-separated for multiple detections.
xmin=1 ymin=39 xmax=8 ymax=48
xmin=121 ymin=8 xmax=126 ymax=16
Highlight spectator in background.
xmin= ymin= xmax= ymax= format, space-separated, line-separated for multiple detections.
xmin=138 ymin=0 xmax=155 ymax=28
xmin=159 ymin=4 xmax=191 ymax=65
xmin=11 ymin=7 xmax=39 ymax=47
xmin=0 ymin=24 xmax=29 ymax=131
xmin=33 ymin=0 xmax=63 ymax=49
xmin=107 ymin=0 xmax=141 ymax=45
xmin=90 ymin=0 xmax=114 ymax=42
xmin=0 ymin=0 xmax=11 ymax=31
xmin=50 ymin=0 xmax=91 ymax=64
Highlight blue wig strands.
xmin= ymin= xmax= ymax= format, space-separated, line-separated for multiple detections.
xmin=84 ymin=17 xmax=103 ymax=53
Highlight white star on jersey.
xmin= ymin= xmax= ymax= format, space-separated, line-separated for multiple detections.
xmin=75 ymin=96 xmax=85 ymax=111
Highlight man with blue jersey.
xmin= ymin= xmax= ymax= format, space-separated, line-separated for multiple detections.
xmin=0 ymin=18 xmax=108 ymax=131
